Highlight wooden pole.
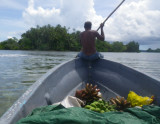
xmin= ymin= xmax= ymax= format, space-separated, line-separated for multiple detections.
xmin=97 ymin=0 xmax=125 ymax=31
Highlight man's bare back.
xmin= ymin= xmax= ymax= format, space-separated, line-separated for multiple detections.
xmin=80 ymin=22 xmax=105 ymax=56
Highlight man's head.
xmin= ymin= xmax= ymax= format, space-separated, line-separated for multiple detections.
xmin=84 ymin=21 xmax=92 ymax=30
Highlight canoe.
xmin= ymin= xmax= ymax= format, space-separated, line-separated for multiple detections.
xmin=0 ymin=58 xmax=160 ymax=124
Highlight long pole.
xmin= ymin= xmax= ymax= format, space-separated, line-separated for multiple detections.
xmin=97 ymin=0 xmax=125 ymax=31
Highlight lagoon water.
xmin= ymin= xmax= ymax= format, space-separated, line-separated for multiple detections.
xmin=0 ymin=50 xmax=160 ymax=117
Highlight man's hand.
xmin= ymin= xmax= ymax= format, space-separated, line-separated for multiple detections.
xmin=100 ymin=23 xmax=104 ymax=41
xmin=100 ymin=23 xmax=104 ymax=28
xmin=96 ymin=22 xmax=105 ymax=41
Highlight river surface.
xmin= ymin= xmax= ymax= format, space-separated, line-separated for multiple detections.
xmin=0 ymin=50 xmax=160 ymax=117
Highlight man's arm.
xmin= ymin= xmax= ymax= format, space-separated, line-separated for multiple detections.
xmin=95 ymin=23 xmax=105 ymax=41
xmin=100 ymin=23 xmax=105 ymax=41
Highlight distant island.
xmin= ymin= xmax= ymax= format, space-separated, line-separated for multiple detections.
xmin=143 ymin=48 xmax=160 ymax=52
xmin=0 ymin=24 xmax=159 ymax=52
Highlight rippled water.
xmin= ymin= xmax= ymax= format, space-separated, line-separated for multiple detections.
xmin=0 ymin=50 xmax=160 ymax=117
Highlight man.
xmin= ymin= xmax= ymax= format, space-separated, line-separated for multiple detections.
xmin=78 ymin=21 xmax=105 ymax=61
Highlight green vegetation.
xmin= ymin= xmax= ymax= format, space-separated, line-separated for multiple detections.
xmin=146 ymin=48 xmax=160 ymax=52
xmin=111 ymin=41 xmax=127 ymax=52
xmin=126 ymin=41 xmax=139 ymax=52
xmin=0 ymin=24 xmax=140 ymax=52
xmin=18 ymin=24 xmax=81 ymax=51
xmin=95 ymin=39 xmax=112 ymax=52
xmin=0 ymin=37 xmax=19 ymax=50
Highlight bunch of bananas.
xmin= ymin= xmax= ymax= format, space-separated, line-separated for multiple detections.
xmin=75 ymin=83 xmax=101 ymax=104
xmin=84 ymin=99 xmax=116 ymax=113
xmin=110 ymin=96 xmax=131 ymax=111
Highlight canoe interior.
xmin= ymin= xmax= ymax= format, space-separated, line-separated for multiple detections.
xmin=1 ymin=58 xmax=160 ymax=124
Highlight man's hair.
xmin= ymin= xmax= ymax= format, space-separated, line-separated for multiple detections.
xmin=84 ymin=21 xmax=92 ymax=29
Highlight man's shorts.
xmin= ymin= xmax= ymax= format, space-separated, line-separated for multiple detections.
xmin=77 ymin=52 xmax=104 ymax=61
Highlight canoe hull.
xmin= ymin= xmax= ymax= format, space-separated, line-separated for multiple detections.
xmin=1 ymin=58 xmax=160 ymax=124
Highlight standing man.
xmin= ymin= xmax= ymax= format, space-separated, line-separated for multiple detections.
xmin=78 ymin=21 xmax=105 ymax=61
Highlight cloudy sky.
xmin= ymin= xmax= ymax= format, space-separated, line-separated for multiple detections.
xmin=0 ymin=0 xmax=160 ymax=50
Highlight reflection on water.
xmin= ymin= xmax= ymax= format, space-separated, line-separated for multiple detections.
xmin=0 ymin=50 xmax=160 ymax=117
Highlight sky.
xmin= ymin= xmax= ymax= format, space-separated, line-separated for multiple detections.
xmin=0 ymin=0 xmax=160 ymax=50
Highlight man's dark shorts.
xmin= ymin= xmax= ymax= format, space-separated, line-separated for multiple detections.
xmin=77 ymin=52 xmax=104 ymax=61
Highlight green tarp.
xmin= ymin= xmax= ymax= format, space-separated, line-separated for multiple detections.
xmin=17 ymin=105 xmax=160 ymax=124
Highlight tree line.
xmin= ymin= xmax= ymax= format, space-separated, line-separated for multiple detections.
xmin=146 ymin=48 xmax=160 ymax=52
xmin=0 ymin=24 xmax=140 ymax=52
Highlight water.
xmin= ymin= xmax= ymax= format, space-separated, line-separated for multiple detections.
xmin=0 ymin=50 xmax=160 ymax=117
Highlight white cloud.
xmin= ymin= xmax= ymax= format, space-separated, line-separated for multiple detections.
xmin=105 ymin=0 xmax=160 ymax=45
xmin=23 ymin=0 xmax=61 ymax=27
xmin=22 ymin=0 xmax=104 ymax=30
